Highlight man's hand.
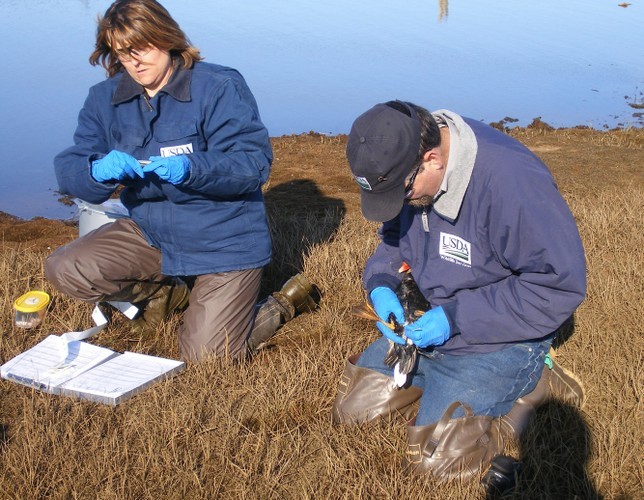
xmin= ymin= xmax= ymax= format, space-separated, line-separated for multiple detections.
xmin=91 ymin=150 xmax=144 ymax=183
xmin=404 ymin=306 xmax=450 ymax=348
xmin=370 ymin=287 xmax=406 ymax=344
xmin=143 ymin=155 xmax=190 ymax=185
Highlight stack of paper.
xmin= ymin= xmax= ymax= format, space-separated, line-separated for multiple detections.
xmin=1 ymin=335 xmax=184 ymax=405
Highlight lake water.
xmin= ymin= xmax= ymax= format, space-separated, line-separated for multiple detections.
xmin=1 ymin=0 xmax=642 ymax=220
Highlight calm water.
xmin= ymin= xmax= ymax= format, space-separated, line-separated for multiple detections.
xmin=1 ymin=0 xmax=642 ymax=220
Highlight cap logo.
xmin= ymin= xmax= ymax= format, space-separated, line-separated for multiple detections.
xmin=353 ymin=175 xmax=373 ymax=191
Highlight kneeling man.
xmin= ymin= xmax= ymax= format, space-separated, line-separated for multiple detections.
xmin=332 ymin=101 xmax=585 ymax=480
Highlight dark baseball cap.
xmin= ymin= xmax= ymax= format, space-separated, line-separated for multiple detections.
xmin=346 ymin=101 xmax=421 ymax=222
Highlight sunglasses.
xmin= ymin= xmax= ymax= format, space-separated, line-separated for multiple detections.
xmin=114 ymin=46 xmax=152 ymax=62
xmin=404 ymin=164 xmax=421 ymax=197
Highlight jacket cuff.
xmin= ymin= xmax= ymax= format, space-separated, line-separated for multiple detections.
xmin=365 ymin=273 xmax=401 ymax=298
xmin=440 ymin=301 xmax=459 ymax=335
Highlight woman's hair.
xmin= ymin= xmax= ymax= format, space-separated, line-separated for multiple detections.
xmin=89 ymin=0 xmax=203 ymax=77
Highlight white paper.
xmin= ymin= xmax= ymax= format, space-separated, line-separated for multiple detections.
xmin=58 ymin=305 xmax=109 ymax=360
xmin=106 ymin=301 xmax=139 ymax=320
xmin=1 ymin=338 xmax=184 ymax=405
xmin=58 ymin=351 xmax=184 ymax=405
xmin=0 ymin=335 xmax=118 ymax=391
xmin=2 ymin=300 xmax=184 ymax=404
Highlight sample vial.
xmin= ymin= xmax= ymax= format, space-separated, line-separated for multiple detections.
xmin=14 ymin=291 xmax=50 ymax=329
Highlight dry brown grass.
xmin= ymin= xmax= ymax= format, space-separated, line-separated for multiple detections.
xmin=1 ymin=129 xmax=643 ymax=499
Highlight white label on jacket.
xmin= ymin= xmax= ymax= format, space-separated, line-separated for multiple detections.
xmin=439 ymin=232 xmax=472 ymax=267
xmin=160 ymin=143 xmax=193 ymax=157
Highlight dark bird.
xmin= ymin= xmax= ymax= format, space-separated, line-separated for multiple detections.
xmin=382 ymin=312 xmax=416 ymax=387
xmin=351 ymin=262 xmax=430 ymax=387
xmin=389 ymin=262 xmax=430 ymax=385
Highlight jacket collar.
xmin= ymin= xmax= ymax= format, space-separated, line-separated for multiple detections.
xmin=430 ymin=110 xmax=478 ymax=223
xmin=111 ymin=59 xmax=192 ymax=105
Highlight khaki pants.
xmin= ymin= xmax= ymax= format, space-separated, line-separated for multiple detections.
xmin=45 ymin=218 xmax=266 ymax=361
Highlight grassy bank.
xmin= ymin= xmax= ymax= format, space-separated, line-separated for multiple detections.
xmin=0 ymin=128 xmax=642 ymax=498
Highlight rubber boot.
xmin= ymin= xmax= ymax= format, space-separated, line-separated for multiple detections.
xmin=500 ymin=351 xmax=585 ymax=440
xmin=404 ymin=401 xmax=504 ymax=481
xmin=246 ymin=273 xmax=320 ymax=352
xmin=103 ymin=278 xmax=190 ymax=337
xmin=246 ymin=295 xmax=292 ymax=353
xmin=272 ymin=273 xmax=320 ymax=319
xmin=331 ymin=354 xmax=423 ymax=425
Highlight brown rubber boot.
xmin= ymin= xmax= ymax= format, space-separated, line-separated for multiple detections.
xmin=404 ymin=401 xmax=504 ymax=481
xmin=272 ymin=273 xmax=320 ymax=320
xmin=245 ymin=274 xmax=321 ymax=353
xmin=245 ymin=295 xmax=289 ymax=353
xmin=128 ymin=278 xmax=190 ymax=337
xmin=331 ymin=354 xmax=423 ymax=425
xmin=500 ymin=350 xmax=585 ymax=440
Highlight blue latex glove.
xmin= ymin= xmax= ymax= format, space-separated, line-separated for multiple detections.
xmin=370 ymin=287 xmax=406 ymax=345
xmin=142 ymin=155 xmax=190 ymax=185
xmin=404 ymin=306 xmax=451 ymax=348
xmin=91 ymin=150 xmax=144 ymax=183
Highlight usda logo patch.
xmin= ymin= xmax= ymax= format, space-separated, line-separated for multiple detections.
xmin=439 ymin=232 xmax=472 ymax=267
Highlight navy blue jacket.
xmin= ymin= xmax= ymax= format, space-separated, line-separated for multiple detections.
xmin=364 ymin=116 xmax=586 ymax=355
xmin=54 ymin=62 xmax=273 ymax=276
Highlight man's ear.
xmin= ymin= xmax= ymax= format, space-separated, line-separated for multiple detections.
xmin=423 ymin=149 xmax=441 ymax=167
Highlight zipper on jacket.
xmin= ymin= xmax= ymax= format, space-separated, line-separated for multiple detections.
xmin=142 ymin=93 xmax=153 ymax=111
xmin=421 ymin=208 xmax=430 ymax=233
xmin=419 ymin=206 xmax=431 ymax=284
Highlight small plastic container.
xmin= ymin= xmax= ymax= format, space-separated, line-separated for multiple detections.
xmin=74 ymin=198 xmax=130 ymax=237
xmin=14 ymin=291 xmax=50 ymax=329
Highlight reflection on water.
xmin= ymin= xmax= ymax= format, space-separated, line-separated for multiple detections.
xmin=0 ymin=0 xmax=641 ymax=220
xmin=439 ymin=0 xmax=449 ymax=21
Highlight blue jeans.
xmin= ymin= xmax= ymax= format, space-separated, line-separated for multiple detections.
xmin=356 ymin=336 xmax=551 ymax=426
